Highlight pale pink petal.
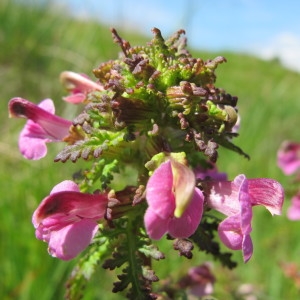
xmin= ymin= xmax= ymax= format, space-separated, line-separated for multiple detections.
xmin=146 ymin=160 xmax=175 ymax=219
xmin=171 ymin=159 xmax=196 ymax=218
xmin=38 ymin=98 xmax=55 ymax=114
xmin=144 ymin=207 xmax=169 ymax=240
xmin=50 ymin=180 xmax=80 ymax=194
xmin=60 ymin=71 xmax=103 ymax=104
xmin=63 ymin=93 xmax=86 ymax=104
xmin=218 ymin=215 xmax=243 ymax=250
xmin=48 ymin=219 xmax=98 ymax=260
xmin=205 ymin=180 xmax=241 ymax=216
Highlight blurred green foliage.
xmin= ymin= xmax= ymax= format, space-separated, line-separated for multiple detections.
xmin=1 ymin=1 xmax=300 ymax=299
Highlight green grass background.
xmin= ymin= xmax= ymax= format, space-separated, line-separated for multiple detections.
xmin=1 ymin=1 xmax=300 ymax=299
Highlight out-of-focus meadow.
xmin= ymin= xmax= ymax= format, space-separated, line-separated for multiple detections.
xmin=1 ymin=1 xmax=300 ymax=299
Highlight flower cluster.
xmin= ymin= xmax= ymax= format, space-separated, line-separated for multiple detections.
xmin=9 ymin=28 xmax=284 ymax=299
xmin=278 ymin=141 xmax=300 ymax=220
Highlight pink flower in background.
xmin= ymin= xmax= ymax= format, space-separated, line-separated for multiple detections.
xmin=32 ymin=180 xmax=108 ymax=260
xmin=179 ymin=263 xmax=215 ymax=297
xmin=277 ymin=141 xmax=300 ymax=175
xmin=144 ymin=159 xmax=204 ymax=240
xmin=8 ymin=97 xmax=72 ymax=160
xmin=205 ymin=174 xmax=284 ymax=262
xmin=60 ymin=71 xmax=104 ymax=104
xmin=287 ymin=192 xmax=300 ymax=220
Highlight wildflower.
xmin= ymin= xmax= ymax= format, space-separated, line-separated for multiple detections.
xmin=60 ymin=71 xmax=104 ymax=104
xmin=8 ymin=97 xmax=72 ymax=160
xmin=32 ymin=180 xmax=108 ymax=260
xmin=144 ymin=159 xmax=204 ymax=240
xmin=277 ymin=141 xmax=300 ymax=175
xmin=205 ymin=174 xmax=284 ymax=262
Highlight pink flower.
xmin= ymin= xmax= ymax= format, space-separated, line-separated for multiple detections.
xmin=205 ymin=174 xmax=284 ymax=262
xmin=179 ymin=263 xmax=215 ymax=297
xmin=287 ymin=192 xmax=300 ymax=220
xmin=277 ymin=141 xmax=300 ymax=175
xmin=8 ymin=97 xmax=72 ymax=160
xmin=32 ymin=180 xmax=108 ymax=260
xmin=60 ymin=71 xmax=104 ymax=104
xmin=144 ymin=159 xmax=204 ymax=240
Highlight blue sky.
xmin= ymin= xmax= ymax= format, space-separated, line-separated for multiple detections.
xmin=60 ymin=0 xmax=300 ymax=72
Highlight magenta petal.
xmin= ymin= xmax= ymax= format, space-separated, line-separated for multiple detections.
xmin=48 ymin=219 xmax=98 ymax=260
xmin=144 ymin=207 xmax=169 ymax=240
xmin=146 ymin=160 xmax=175 ymax=219
xmin=9 ymin=97 xmax=72 ymax=140
xmin=18 ymin=99 xmax=55 ymax=160
xmin=32 ymin=180 xmax=107 ymax=228
xmin=168 ymin=188 xmax=204 ymax=238
xmin=234 ymin=175 xmax=252 ymax=235
xmin=242 ymin=234 xmax=253 ymax=263
xmin=248 ymin=178 xmax=284 ymax=215
xmin=19 ymin=120 xmax=50 ymax=159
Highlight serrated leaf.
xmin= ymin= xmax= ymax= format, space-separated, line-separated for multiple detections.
xmin=102 ymin=250 xmax=128 ymax=270
xmin=214 ymin=135 xmax=250 ymax=159
xmin=138 ymin=244 xmax=165 ymax=261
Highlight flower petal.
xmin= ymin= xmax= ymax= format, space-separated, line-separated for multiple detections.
xmin=48 ymin=219 xmax=98 ymax=260
xmin=19 ymin=120 xmax=50 ymax=159
xmin=9 ymin=97 xmax=72 ymax=140
xmin=218 ymin=214 xmax=243 ymax=250
xmin=242 ymin=233 xmax=253 ymax=263
xmin=146 ymin=160 xmax=175 ymax=219
xmin=248 ymin=178 xmax=284 ymax=215
xmin=32 ymin=181 xmax=107 ymax=227
xmin=50 ymin=180 xmax=80 ymax=194
xmin=205 ymin=180 xmax=241 ymax=216
xmin=234 ymin=175 xmax=252 ymax=235
xmin=144 ymin=207 xmax=169 ymax=240
xmin=171 ymin=159 xmax=196 ymax=218
xmin=168 ymin=188 xmax=204 ymax=238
